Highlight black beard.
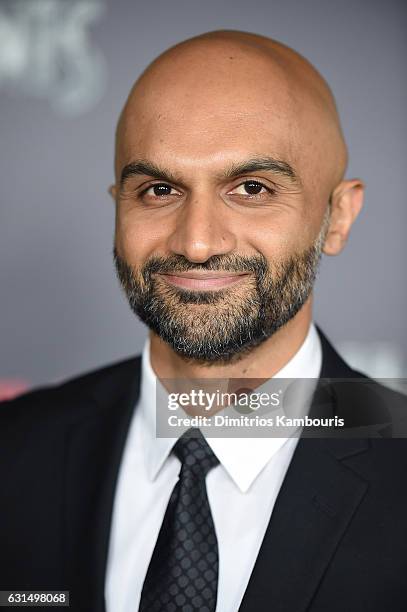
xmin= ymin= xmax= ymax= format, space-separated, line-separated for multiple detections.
xmin=113 ymin=243 xmax=324 ymax=365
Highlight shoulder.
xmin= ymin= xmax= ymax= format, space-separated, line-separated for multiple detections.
xmin=0 ymin=354 xmax=142 ymax=430
xmin=314 ymin=326 xmax=407 ymax=435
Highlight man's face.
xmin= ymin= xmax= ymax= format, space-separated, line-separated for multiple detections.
xmin=113 ymin=45 xmax=333 ymax=363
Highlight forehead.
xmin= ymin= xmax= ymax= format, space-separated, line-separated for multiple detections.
xmin=121 ymin=112 xmax=297 ymax=177
xmin=118 ymin=53 xmax=306 ymax=173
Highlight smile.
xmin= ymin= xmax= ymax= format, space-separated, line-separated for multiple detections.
xmin=156 ymin=272 xmax=250 ymax=291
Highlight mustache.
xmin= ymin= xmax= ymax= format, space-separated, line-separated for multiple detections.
xmin=113 ymin=248 xmax=268 ymax=279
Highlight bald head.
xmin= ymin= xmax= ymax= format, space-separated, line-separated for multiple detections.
xmin=115 ymin=30 xmax=348 ymax=194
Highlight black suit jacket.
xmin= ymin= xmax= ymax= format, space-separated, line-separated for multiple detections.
xmin=1 ymin=329 xmax=407 ymax=612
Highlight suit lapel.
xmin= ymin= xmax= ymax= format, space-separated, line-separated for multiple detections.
xmin=239 ymin=328 xmax=370 ymax=612
xmin=238 ymin=438 xmax=369 ymax=612
xmin=62 ymin=358 xmax=141 ymax=612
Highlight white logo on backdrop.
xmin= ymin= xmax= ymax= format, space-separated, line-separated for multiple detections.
xmin=0 ymin=0 xmax=106 ymax=116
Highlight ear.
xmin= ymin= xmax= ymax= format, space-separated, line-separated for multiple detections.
xmin=323 ymin=179 xmax=365 ymax=256
xmin=108 ymin=184 xmax=117 ymax=201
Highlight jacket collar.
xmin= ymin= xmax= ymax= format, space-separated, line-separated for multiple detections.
xmin=317 ymin=325 xmax=358 ymax=380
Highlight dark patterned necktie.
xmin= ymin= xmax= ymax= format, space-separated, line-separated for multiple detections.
xmin=139 ymin=428 xmax=220 ymax=612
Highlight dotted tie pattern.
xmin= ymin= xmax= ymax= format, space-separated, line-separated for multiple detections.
xmin=139 ymin=428 xmax=220 ymax=612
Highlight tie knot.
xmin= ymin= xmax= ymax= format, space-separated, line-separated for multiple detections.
xmin=172 ymin=428 xmax=219 ymax=476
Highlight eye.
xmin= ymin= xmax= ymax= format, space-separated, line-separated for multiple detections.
xmin=229 ymin=180 xmax=274 ymax=197
xmin=142 ymin=183 xmax=177 ymax=197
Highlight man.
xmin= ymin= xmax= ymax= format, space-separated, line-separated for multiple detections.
xmin=1 ymin=30 xmax=406 ymax=612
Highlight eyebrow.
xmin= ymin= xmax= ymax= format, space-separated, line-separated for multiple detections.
xmin=224 ymin=157 xmax=300 ymax=185
xmin=120 ymin=156 xmax=300 ymax=187
xmin=120 ymin=161 xmax=181 ymax=187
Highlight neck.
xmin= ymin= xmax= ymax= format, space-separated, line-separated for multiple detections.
xmin=149 ymin=298 xmax=313 ymax=380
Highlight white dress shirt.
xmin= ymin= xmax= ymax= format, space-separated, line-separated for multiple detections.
xmin=105 ymin=324 xmax=322 ymax=612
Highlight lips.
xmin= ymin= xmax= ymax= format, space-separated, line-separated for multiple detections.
xmin=156 ymin=272 xmax=250 ymax=290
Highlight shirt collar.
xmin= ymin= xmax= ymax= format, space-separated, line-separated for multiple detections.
xmin=139 ymin=323 xmax=322 ymax=492
xmin=139 ymin=337 xmax=177 ymax=483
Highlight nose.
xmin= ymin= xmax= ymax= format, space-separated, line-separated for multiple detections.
xmin=167 ymin=193 xmax=237 ymax=263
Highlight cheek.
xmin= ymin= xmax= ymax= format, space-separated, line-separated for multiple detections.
xmin=114 ymin=208 xmax=172 ymax=265
xmin=243 ymin=213 xmax=315 ymax=260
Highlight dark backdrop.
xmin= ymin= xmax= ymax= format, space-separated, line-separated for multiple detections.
xmin=1 ymin=0 xmax=406 ymax=390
